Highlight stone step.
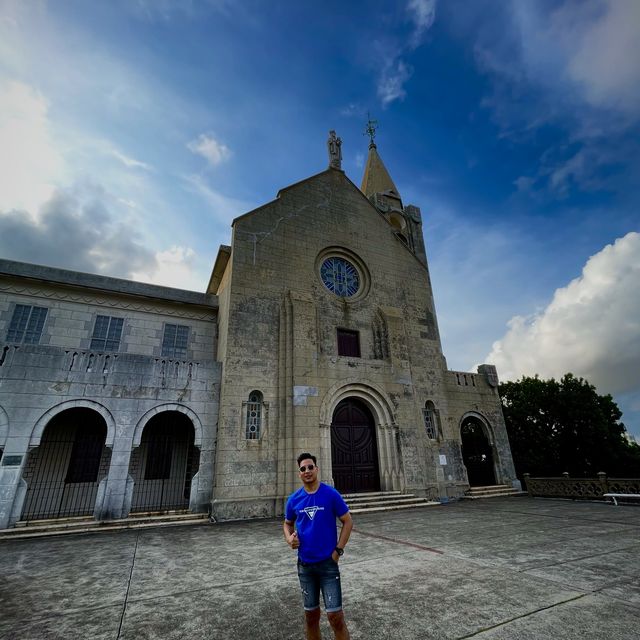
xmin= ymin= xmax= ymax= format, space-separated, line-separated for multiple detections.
xmin=0 ymin=512 xmax=209 ymax=540
xmin=347 ymin=497 xmax=428 ymax=509
xmin=344 ymin=493 xmax=416 ymax=505
xmin=342 ymin=491 xmax=404 ymax=500
xmin=467 ymin=485 xmax=512 ymax=492
xmin=350 ymin=500 xmax=440 ymax=514
xmin=463 ymin=489 xmax=527 ymax=500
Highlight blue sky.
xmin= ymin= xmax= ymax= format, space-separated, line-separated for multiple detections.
xmin=1 ymin=0 xmax=639 ymax=439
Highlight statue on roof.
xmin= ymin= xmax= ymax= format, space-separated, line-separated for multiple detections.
xmin=327 ymin=130 xmax=342 ymax=170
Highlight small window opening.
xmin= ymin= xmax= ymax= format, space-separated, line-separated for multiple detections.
xmin=337 ymin=329 xmax=360 ymax=357
xmin=246 ymin=391 xmax=263 ymax=440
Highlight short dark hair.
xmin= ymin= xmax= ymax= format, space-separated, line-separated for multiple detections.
xmin=297 ymin=452 xmax=317 ymax=466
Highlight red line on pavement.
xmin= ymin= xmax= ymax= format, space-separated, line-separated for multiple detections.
xmin=353 ymin=528 xmax=444 ymax=554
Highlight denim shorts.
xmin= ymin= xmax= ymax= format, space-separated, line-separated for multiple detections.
xmin=297 ymin=557 xmax=343 ymax=613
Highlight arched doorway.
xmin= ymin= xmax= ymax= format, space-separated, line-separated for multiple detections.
xmin=331 ymin=398 xmax=380 ymax=494
xmin=461 ymin=416 xmax=496 ymax=486
xmin=22 ymin=408 xmax=111 ymax=520
xmin=129 ymin=411 xmax=199 ymax=513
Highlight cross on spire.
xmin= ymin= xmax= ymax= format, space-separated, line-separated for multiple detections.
xmin=364 ymin=113 xmax=378 ymax=148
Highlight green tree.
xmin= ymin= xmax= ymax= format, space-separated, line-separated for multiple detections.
xmin=499 ymin=374 xmax=640 ymax=478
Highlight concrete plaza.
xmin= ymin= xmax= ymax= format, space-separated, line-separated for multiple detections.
xmin=1 ymin=497 xmax=638 ymax=639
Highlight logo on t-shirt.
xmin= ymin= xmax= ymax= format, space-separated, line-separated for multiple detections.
xmin=301 ymin=506 xmax=325 ymax=520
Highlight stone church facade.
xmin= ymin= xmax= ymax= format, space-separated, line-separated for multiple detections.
xmin=0 ymin=133 xmax=518 ymax=529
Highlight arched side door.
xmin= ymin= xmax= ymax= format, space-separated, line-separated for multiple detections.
xmin=22 ymin=408 xmax=111 ymax=520
xmin=331 ymin=398 xmax=380 ymax=494
xmin=461 ymin=417 xmax=497 ymax=486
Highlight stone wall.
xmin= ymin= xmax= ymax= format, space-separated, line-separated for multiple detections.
xmin=0 ymin=265 xmax=221 ymax=529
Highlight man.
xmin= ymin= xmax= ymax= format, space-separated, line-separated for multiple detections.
xmin=284 ymin=453 xmax=353 ymax=640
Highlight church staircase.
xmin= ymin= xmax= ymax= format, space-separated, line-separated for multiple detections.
xmin=463 ymin=484 xmax=527 ymax=500
xmin=343 ymin=491 xmax=440 ymax=514
xmin=0 ymin=511 xmax=209 ymax=540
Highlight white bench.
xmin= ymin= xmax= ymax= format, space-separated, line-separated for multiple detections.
xmin=603 ymin=493 xmax=640 ymax=506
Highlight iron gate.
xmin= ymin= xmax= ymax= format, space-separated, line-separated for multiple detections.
xmin=22 ymin=414 xmax=110 ymax=520
xmin=129 ymin=414 xmax=199 ymax=513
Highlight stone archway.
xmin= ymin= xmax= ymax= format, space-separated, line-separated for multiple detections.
xmin=22 ymin=407 xmax=111 ymax=520
xmin=331 ymin=398 xmax=380 ymax=494
xmin=319 ymin=381 xmax=402 ymax=492
xmin=460 ymin=413 xmax=497 ymax=486
xmin=129 ymin=411 xmax=199 ymax=513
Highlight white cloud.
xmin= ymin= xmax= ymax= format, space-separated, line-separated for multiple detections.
xmin=187 ymin=133 xmax=231 ymax=167
xmin=485 ymin=232 xmax=640 ymax=400
xmin=560 ymin=0 xmax=640 ymax=115
xmin=108 ymin=147 xmax=152 ymax=171
xmin=407 ymin=0 xmax=437 ymax=46
xmin=373 ymin=0 xmax=437 ymax=107
xmin=0 ymin=80 xmax=65 ymax=216
xmin=183 ymin=174 xmax=252 ymax=225
xmin=132 ymin=245 xmax=206 ymax=291
xmin=378 ymin=59 xmax=412 ymax=107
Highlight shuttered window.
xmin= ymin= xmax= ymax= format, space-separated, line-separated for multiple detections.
xmin=337 ymin=329 xmax=360 ymax=357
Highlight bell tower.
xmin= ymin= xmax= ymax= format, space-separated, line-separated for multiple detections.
xmin=360 ymin=117 xmax=427 ymax=264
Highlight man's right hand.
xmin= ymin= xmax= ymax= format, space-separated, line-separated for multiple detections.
xmin=288 ymin=531 xmax=300 ymax=549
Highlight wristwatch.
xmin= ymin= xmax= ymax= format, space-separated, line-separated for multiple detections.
xmin=334 ymin=546 xmax=344 ymax=556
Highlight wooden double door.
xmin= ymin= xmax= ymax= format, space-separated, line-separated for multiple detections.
xmin=331 ymin=399 xmax=380 ymax=494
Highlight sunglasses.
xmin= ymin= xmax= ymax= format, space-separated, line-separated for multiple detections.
xmin=299 ymin=464 xmax=316 ymax=472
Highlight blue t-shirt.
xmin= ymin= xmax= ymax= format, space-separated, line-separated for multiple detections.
xmin=285 ymin=482 xmax=349 ymax=563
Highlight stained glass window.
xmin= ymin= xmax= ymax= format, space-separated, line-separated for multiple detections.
xmin=320 ymin=257 xmax=360 ymax=297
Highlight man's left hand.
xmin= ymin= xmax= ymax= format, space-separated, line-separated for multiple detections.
xmin=331 ymin=550 xmax=340 ymax=563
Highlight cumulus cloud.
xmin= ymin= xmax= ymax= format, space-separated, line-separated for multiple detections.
xmin=0 ymin=81 xmax=65 ymax=216
xmin=187 ymin=133 xmax=231 ymax=167
xmin=485 ymin=232 xmax=640 ymax=399
xmin=0 ymin=187 xmax=156 ymax=279
xmin=132 ymin=245 xmax=205 ymax=291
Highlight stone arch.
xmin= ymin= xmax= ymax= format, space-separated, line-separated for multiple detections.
xmin=459 ymin=411 xmax=500 ymax=486
xmin=0 ymin=404 xmax=8 ymax=448
xmin=319 ymin=381 xmax=402 ymax=491
xmin=133 ymin=403 xmax=203 ymax=448
xmin=320 ymin=380 xmax=395 ymax=428
xmin=30 ymin=400 xmax=117 ymax=448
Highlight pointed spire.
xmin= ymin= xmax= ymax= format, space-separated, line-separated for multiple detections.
xmin=360 ymin=143 xmax=401 ymax=200
xmin=360 ymin=115 xmax=401 ymax=200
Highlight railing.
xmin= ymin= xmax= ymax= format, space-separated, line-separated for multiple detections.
xmin=523 ymin=472 xmax=640 ymax=500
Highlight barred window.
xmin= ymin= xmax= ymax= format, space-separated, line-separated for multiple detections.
xmin=246 ymin=391 xmax=263 ymax=440
xmin=6 ymin=304 xmax=48 ymax=344
xmin=423 ymin=401 xmax=438 ymax=440
xmin=90 ymin=315 xmax=124 ymax=351
xmin=162 ymin=324 xmax=190 ymax=359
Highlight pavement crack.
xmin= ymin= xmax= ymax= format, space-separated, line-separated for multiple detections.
xmin=116 ymin=530 xmax=140 ymax=639
xmin=454 ymin=593 xmax=589 ymax=638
